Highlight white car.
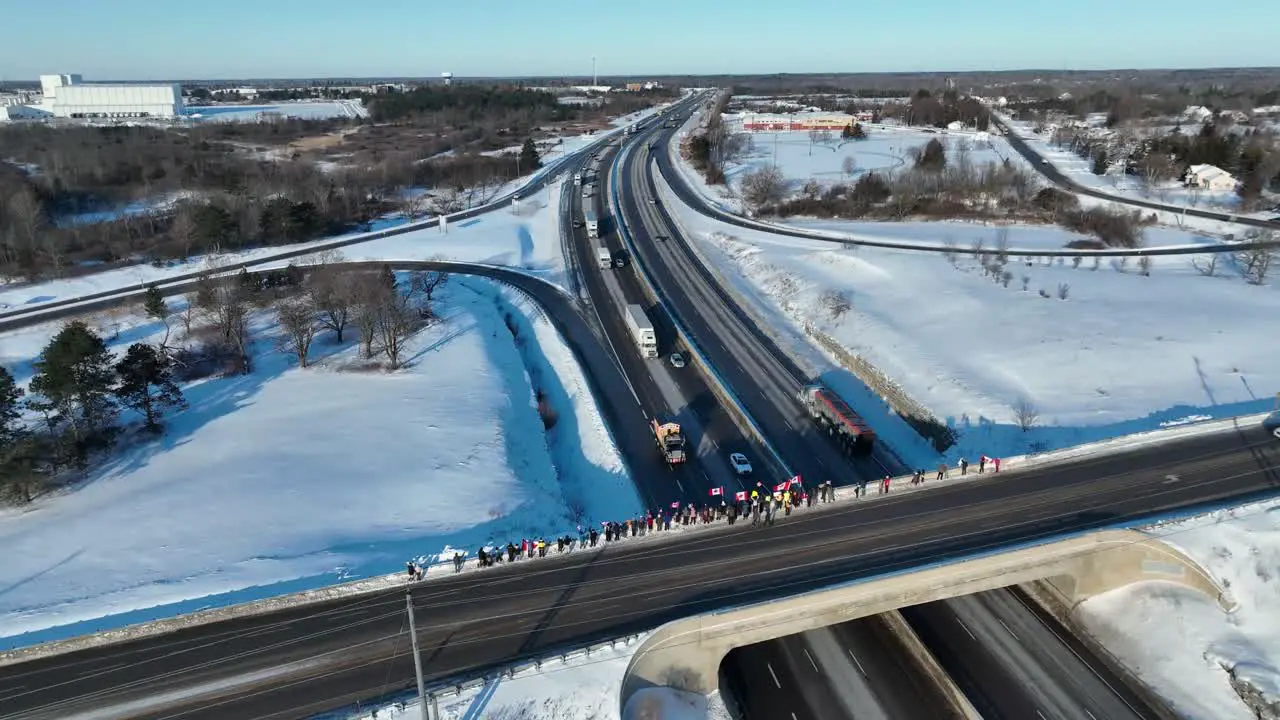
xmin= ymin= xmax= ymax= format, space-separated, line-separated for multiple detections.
xmin=729 ymin=452 xmax=752 ymax=476
xmin=669 ymin=352 xmax=686 ymax=368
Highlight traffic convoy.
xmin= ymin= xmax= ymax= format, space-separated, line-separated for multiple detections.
xmin=578 ymin=104 xmax=879 ymax=479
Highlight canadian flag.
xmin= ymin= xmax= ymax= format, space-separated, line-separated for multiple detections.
xmin=774 ymin=481 xmax=790 ymax=492
xmin=670 ymin=501 xmax=680 ymax=509
xmin=709 ymin=487 xmax=724 ymax=497
xmin=735 ymin=491 xmax=748 ymax=501
xmin=788 ymin=475 xmax=803 ymax=487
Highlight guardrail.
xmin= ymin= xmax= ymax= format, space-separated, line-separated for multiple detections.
xmin=609 ymin=126 xmax=794 ymax=479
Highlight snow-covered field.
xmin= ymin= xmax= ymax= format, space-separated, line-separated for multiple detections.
xmin=1080 ymin=500 xmax=1280 ymax=719
xmin=0 ymin=177 xmax=570 ymax=313
xmin=332 ymin=632 xmax=730 ymax=720
xmin=0 ymin=272 xmax=635 ymax=649
xmin=658 ymin=168 xmax=1280 ymax=467
xmin=995 ymin=114 xmax=1265 ymax=215
xmin=687 ymin=119 xmax=1018 ymax=216
xmin=185 ymin=100 xmax=368 ymax=122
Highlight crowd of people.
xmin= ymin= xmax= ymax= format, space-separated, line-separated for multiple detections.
xmin=403 ymin=457 xmax=1004 ymax=581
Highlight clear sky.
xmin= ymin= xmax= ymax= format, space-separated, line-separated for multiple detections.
xmin=1 ymin=0 xmax=1273 ymax=81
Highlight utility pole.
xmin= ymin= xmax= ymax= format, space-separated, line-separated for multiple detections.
xmin=406 ymin=592 xmax=430 ymax=720
xmin=592 ymin=56 xmax=597 ymax=87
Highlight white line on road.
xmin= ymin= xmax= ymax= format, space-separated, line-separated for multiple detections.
xmin=999 ymin=619 xmax=1019 ymax=640
xmin=846 ymin=648 xmax=867 ymax=677
xmin=1085 ymin=710 xmax=1098 ymax=720
xmin=956 ymin=619 xmax=977 ymax=641
xmin=803 ymin=648 xmax=818 ymax=672
xmin=767 ymin=662 xmax=782 ymax=689
xmin=1036 ymin=711 xmax=1047 ymax=720
xmin=675 ymin=478 xmax=685 ymax=494
xmin=792 ymin=713 xmax=799 ymax=720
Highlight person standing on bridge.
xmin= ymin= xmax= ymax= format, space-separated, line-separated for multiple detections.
xmin=959 ymin=457 xmax=969 ymax=475
xmin=979 ymin=455 xmax=987 ymax=473
xmin=994 ymin=457 xmax=1001 ymax=472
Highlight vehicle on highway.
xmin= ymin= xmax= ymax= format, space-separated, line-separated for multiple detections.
xmin=669 ymin=352 xmax=685 ymax=368
xmin=596 ymin=244 xmax=612 ymax=269
xmin=656 ymin=234 xmax=668 ymax=242
xmin=624 ymin=303 xmax=658 ymax=358
xmin=649 ymin=198 xmax=657 ymax=204
xmin=572 ymin=220 xmax=584 ymax=228
xmin=1265 ymin=411 xmax=1280 ymax=439
xmin=651 ymin=418 xmax=688 ymax=465
xmin=613 ymin=256 xmax=626 ymax=268
xmin=799 ymin=383 xmax=876 ymax=454
xmin=728 ymin=452 xmax=752 ymax=476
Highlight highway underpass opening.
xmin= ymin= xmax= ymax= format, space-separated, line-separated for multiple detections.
xmin=618 ymin=528 xmax=1228 ymax=718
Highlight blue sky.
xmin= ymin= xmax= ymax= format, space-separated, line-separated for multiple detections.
xmin=1 ymin=0 xmax=1273 ymax=80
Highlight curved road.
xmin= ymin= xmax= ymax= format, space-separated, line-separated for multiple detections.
xmin=2 ymin=420 xmax=1276 ymax=719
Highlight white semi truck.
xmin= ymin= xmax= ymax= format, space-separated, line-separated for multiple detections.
xmin=584 ymin=204 xmax=599 ymax=238
xmin=624 ymin=304 xmax=658 ymax=358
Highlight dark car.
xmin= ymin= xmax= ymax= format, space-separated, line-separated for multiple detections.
xmin=1265 ymin=411 xmax=1280 ymax=440
xmin=656 ymin=234 xmax=668 ymax=242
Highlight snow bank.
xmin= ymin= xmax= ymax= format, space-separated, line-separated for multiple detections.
xmin=331 ymin=632 xmax=734 ymax=720
xmin=1077 ymin=500 xmax=1280 ymax=720
xmin=0 ymin=272 xmax=628 ymax=649
xmin=658 ymin=168 xmax=1280 ymax=465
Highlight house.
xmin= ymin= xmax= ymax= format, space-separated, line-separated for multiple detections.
xmin=1185 ymin=164 xmax=1237 ymax=192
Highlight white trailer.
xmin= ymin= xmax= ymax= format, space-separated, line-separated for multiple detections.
xmin=573 ymin=172 xmax=582 ymax=186
xmin=584 ymin=204 xmax=599 ymax=238
xmin=596 ymin=243 xmax=612 ymax=269
xmin=624 ymin=304 xmax=658 ymax=358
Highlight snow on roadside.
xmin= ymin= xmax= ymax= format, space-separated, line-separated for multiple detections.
xmin=656 ymin=165 xmax=1280 ymax=465
xmin=1077 ymin=500 xmax=1280 ymax=720
xmin=330 ymin=631 xmax=733 ymax=720
xmin=0 ymin=273 xmax=630 ymax=649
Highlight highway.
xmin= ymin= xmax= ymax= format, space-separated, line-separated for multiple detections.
xmin=565 ymin=143 xmax=765 ymax=503
xmin=903 ymin=587 xmax=1168 ymax=719
xmin=617 ymin=120 xmax=904 ymax=489
xmin=722 ymin=615 xmax=961 ymax=719
xmin=4 ymin=422 xmax=1276 ymax=719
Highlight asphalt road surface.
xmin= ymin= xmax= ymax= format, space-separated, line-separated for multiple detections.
xmin=722 ymin=615 xmax=961 ymax=720
xmin=903 ymin=586 xmax=1167 ymax=720
xmin=4 ymin=422 xmax=1276 ymax=720
xmin=567 ymin=143 xmax=763 ymax=504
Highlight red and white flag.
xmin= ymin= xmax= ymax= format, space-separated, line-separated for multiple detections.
xmin=774 ymin=481 xmax=790 ymax=492
xmin=734 ymin=491 xmax=748 ymax=501
xmin=788 ymin=475 xmax=803 ymax=487
xmin=709 ymin=487 xmax=724 ymax=497
xmin=670 ymin=501 xmax=680 ymax=509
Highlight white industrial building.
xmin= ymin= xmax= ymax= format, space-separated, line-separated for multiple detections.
xmin=38 ymin=74 xmax=184 ymax=119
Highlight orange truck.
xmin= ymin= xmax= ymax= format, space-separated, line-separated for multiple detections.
xmin=651 ymin=419 xmax=687 ymax=465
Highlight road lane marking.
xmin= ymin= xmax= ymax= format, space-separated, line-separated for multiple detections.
xmin=1085 ymin=711 xmax=1098 ymax=720
xmin=1163 ymin=474 xmax=1182 ymax=484
xmin=1036 ymin=711 xmax=1047 ymax=720
xmin=999 ymin=619 xmax=1019 ymax=640
xmin=956 ymin=619 xmax=977 ymax=641
xmin=676 ymin=478 xmax=685 ymax=494
xmin=803 ymin=648 xmax=818 ymax=672
xmin=846 ymin=648 xmax=867 ymax=677
xmin=767 ymin=662 xmax=782 ymax=689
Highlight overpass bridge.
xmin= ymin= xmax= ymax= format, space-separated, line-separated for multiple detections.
xmin=620 ymin=528 xmax=1228 ymax=717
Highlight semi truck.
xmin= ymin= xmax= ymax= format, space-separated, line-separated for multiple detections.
xmin=573 ymin=172 xmax=582 ymax=186
xmin=624 ymin=303 xmax=658 ymax=358
xmin=650 ymin=419 xmax=687 ymax=465
xmin=799 ymin=384 xmax=876 ymax=454
xmin=584 ymin=202 xmax=599 ymax=238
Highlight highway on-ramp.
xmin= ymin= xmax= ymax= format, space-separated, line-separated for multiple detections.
xmin=3 ymin=422 xmax=1276 ymax=720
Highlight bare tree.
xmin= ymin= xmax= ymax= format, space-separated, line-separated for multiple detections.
xmin=1236 ymin=242 xmax=1276 ymax=285
xmin=842 ymin=155 xmax=856 ymax=178
xmin=994 ymin=228 xmax=1010 ymax=264
xmin=375 ymin=293 xmax=420 ymax=370
xmin=277 ymin=299 xmax=319 ymax=367
xmin=1191 ymin=253 xmax=1218 ymax=277
xmin=1057 ymin=282 xmax=1070 ymax=300
xmin=352 ymin=273 xmax=390 ymax=359
xmin=1013 ymin=398 xmax=1039 ymax=431
xmin=308 ymin=267 xmax=356 ymax=342
xmin=169 ymin=206 xmax=198 ymax=259
xmin=209 ymin=280 xmax=252 ymax=374
xmin=740 ymin=166 xmax=787 ymax=210
xmin=942 ymin=237 xmax=958 ymax=266
xmin=429 ymin=187 xmax=465 ymax=215
xmin=970 ymin=237 xmax=985 ymax=260
xmin=1137 ymin=255 xmax=1153 ymax=276
xmin=408 ymin=268 xmax=450 ymax=304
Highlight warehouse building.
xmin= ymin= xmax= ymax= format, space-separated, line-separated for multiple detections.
xmin=39 ymin=74 xmax=184 ymax=119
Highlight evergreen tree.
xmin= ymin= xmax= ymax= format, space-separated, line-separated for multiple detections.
xmin=28 ymin=322 xmax=119 ymax=464
xmin=519 ymin=138 xmax=541 ymax=171
xmin=1091 ymin=147 xmax=1110 ymax=175
xmin=115 ymin=343 xmax=186 ymax=433
xmin=380 ymin=264 xmax=398 ymax=290
xmin=143 ymin=284 xmax=172 ymax=348
xmin=915 ymin=138 xmax=947 ymax=171
xmin=0 ymin=365 xmax=22 ymax=448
